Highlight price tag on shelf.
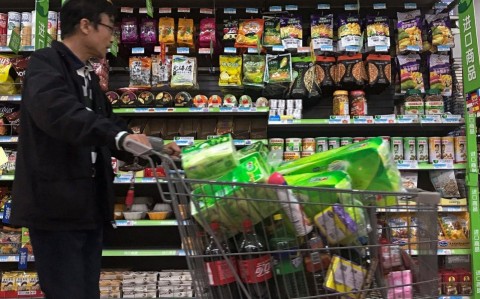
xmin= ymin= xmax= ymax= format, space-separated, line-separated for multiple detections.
xmin=177 ymin=47 xmax=190 ymax=54
xmin=200 ymin=8 xmax=214 ymax=14
xmin=352 ymin=116 xmax=374 ymax=124
xmin=346 ymin=45 xmax=360 ymax=52
xmin=317 ymin=4 xmax=331 ymax=9
xmin=320 ymin=45 xmax=333 ymax=51
xmin=374 ymin=114 xmax=396 ymax=123
xmin=189 ymin=107 xmax=209 ymax=112
xmin=404 ymin=3 xmax=417 ymax=9
xmin=441 ymin=114 xmax=462 ymax=123
xmin=120 ymin=7 xmax=134 ymax=13
xmin=207 ymin=135 xmax=221 ymax=139
xmin=432 ymin=160 xmax=454 ymax=169
xmin=397 ymin=160 xmax=419 ymax=170
xmin=437 ymin=45 xmax=451 ymax=52
xmin=131 ymin=47 xmax=145 ymax=54
xmin=248 ymin=47 xmax=259 ymax=53
xmin=0 ymin=96 xmax=7 ymax=102
xmin=224 ymin=8 xmax=236 ymax=14
xmin=246 ymin=8 xmax=259 ymax=14
xmin=154 ymin=46 xmax=168 ymax=53
xmin=396 ymin=115 xmax=419 ymax=123
xmin=375 ymin=45 xmax=389 ymax=52
xmin=198 ymin=48 xmax=211 ymax=55
xmin=328 ymin=115 xmax=350 ymax=124
xmin=178 ymin=8 xmax=190 ymax=13
xmin=285 ymin=5 xmax=298 ymax=11
xmin=434 ymin=2 xmax=448 ymax=9
xmin=139 ymin=7 xmax=148 ymax=14
xmin=373 ymin=3 xmax=386 ymax=9
xmin=406 ymin=45 xmax=421 ymax=52
xmin=297 ymin=47 xmax=310 ymax=53
xmin=420 ymin=115 xmax=442 ymax=123
xmin=159 ymin=7 xmax=172 ymax=14
xmin=224 ymin=47 xmax=237 ymax=54
xmin=272 ymin=45 xmax=285 ymax=52
xmin=344 ymin=4 xmax=359 ymax=10
xmin=269 ymin=6 xmax=282 ymax=12
xmin=173 ymin=137 xmax=195 ymax=146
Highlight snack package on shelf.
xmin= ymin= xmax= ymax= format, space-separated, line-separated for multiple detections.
xmin=222 ymin=19 xmax=238 ymax=46
xmin=429 ymin=170 xmax=461 ymax=198
xmin=140 ymin=18 xmax=157 ymax=46
xmin=218 ymin=55 xmax=242 ymax=87
xmin=337 ymin=14 xmax=362 ymax=51
xmin=151 ymin=55 xmax=172 ymax=87
xmin=280 ymin=16 xmax=303 ymax=50
xmin=177 ymin=18 xmax=194 ymax=48
xmin=398 ymin=54 xmax=425 ymax=93
xmin=366 ymin=54 xmax=391 ymax=88
xmin=310 ymin=14 xmax=334 ymax=51
xmin=198 ymin=18 xmax=216 ymax=49
xmin=315 ymin=56 xmax=336 ymax=89
xmin=0 ymin=54 xmax=20 ymax=95
xmin=397 ymin=10 xmax=423 ymax=53
xmin=242 ymin=54 xmax=266 ymax=87
xmin=235 ymin=19 xmax=264 ymax=48
xmin=429 ymin=54 xmax=452 ymax=96
xmin=366 ymin=15 xmax=390 ymax=50
xmin=265 ymin=53 xmax=293 ymax=83
xmin=276 ymin=137 xmax=403 ymax=205
xmin=158 ymin=17 xmax=175 ymax=45
xmin=290 ymin=56 xmax=317 ymax=99
xmin=129 ymin=56 xmax=151 ymax=88
xmin=263 ymin=16 xmax=281 ymax=47
xmin=121 ymin=17 xmax=139 ymax=44
xmin=337 ymin=54 xmax=367 ymax=88
xmin=426 ymin=13 xmax=454 ymax=49
xmin=171 ymin=55 xmax=196 ymax=88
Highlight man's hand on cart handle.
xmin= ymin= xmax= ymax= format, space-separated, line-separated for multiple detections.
xmin=121 ymin=134 xmax=152 ymax=156
xmin=163 ymin=142 xmax=181 ymax=158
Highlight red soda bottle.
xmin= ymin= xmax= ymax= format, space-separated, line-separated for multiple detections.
xmin=204 ymin=222 xmax=241 ymax=298
xmin=238 ymin=219 xmax=273 ymax=299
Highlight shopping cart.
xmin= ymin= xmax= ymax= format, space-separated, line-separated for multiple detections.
xmin=145 ymin=149 xmax=440 ymax=299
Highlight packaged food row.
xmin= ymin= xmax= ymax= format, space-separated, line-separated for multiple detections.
xmin=401 ymin=89 xmax=446 ymax=115
xmin=117 ymin=12 xmax=453 ymax=54
xmin=0 ymin=271 xmax=40 ymax=292
xmin=0 ymin=54 xmax=29 ymax=95
xmin=439 ymin=268 xmax=472 ymax=295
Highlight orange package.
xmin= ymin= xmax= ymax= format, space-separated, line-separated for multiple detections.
xmin=235 ymin=19 xmax=264 ymax=48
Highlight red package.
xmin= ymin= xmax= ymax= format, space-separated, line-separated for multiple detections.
xmin=92 ymin=58 xmax=109 ymax=92
xmin=199 ymin=18 xmax=216 ymax=48
xmin=456 ymin=269 xmax=472 ymax=295
xmin=442 ymin=270 xmax=458 ymax=295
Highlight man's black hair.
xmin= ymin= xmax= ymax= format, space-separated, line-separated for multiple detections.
xmin=60 ymin=0 xmax=116 ymax=39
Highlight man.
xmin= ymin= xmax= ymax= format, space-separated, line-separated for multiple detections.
xmin=10 ymin=1 xmax=180 ymax=298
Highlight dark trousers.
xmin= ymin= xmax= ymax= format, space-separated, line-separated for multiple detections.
xmin=29 ymin=227 xmax=103 ymax=299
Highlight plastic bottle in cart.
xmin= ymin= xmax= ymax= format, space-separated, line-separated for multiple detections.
xmin=204 ymin=222 xmax=241 ymax=299
xmin=269 ymin=213 xmax=308 ymax=298
xmin=238 ymin=219 xmax=273 ymax=299
xmin=303 ymin=228 xmax=331 ymax=296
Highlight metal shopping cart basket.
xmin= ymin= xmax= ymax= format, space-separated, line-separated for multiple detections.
xmin=150 ymin=153 xmax=440 ymax=299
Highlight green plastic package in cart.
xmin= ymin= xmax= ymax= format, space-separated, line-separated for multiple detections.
xmin=284 ymin=171 xmax=352 ymax=219
xmin=277 ymin=137 xmax=403 ymax=206
xmin=238 ymin=141 xmax=270 ymax=161
xmin=191 ymin=152 xmax=280 ymax=237
xmin=182 ymin=134 xmax=238 ymax=180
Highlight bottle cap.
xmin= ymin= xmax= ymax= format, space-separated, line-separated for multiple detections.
xmin=242 ymin=219 xmax=252 ymax=230
xmin=273 ymin=214 xmax=282 ymax=221
xmin=210 ymin=222 xmax=219 ymax=231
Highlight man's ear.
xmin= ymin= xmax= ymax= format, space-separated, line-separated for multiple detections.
xmin=78 ymin=18 xmax=91 ymax=35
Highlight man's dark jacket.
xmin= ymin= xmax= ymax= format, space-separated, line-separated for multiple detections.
xmin=11 ymin=41 xmax=128 ymax=230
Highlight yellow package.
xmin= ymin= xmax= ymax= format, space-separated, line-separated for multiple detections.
xmin=1 ymin=272 xmax=19 ymax=291
xmin=0 ymin=55 xmax=17 ymax=95
xmin=438 ymin=212 xmax=469 ymax=241
xmin=219 ymin=55 xmax=242 ymax=87
xmin=177 ymin=18 xmax=194 ymax=48
xmin=158 ymin=17 xmax=175 ymax=45
xmin=324 ymin=256 xmax=367 ymax=298
xmin=314 ymin=205 xmax=357 ymax=245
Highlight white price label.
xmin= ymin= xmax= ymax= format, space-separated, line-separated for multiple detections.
xmin=131 ymin=47 xmax=145 ymax=54
xmin=397 ymin=160 xmax=418 ymax=169
xmin=328 ymin=115 xmax=350 ymax=124
xmin=437 ymin=45 xmax=451 ymax=52
xmin=272 ymin=45 xmax=285 ymax=52
xmin=352 ymin=116 xmax=374 ymax=124
xmin=374 ymin=114 xmax=396 ymax=123
xmin=139 ymin=7 xmax=147 ymax=14
xmin=177 ymin=47 xmax=190 ymax=54
xmin=173 ymin=137 xmax=195 ymax=146
xmin=346 ymin=45 xmax=360 ymax=52
xmin=396 ymin=115 xmax=419 ymax=123
xmin=246 ymin=8 xmax=259 ymax=14
xmin=0 ymin=96 xmax=7 ymax=101
xmin=441 ymin=114 xmax=462 ymax=123
xmin=269 ymin=6 xmax=282 ymax=12
xmin=317 ymin=4 xmax=331 ymax=9
xmin=344 ymin=4 xmax=359 ymax=10
xmin=420 ymin=115 xmax=442 ymax=123
xmin=248 ymin=47 xmax=259 ymax=53
xmin=178 ymin=8 xmax=190 ymax=13
xmin=404 ymin=3 xmax=417 ymax=9
xmin=375 ymin=45 xmax=389 ymax=52
xmin=373 ymin=3 xmax=386 ymax=9
xmin=159 ymin=8 xmax=172 ymax=14
xmin=198 ymin=48 xmax=211 ymax=55
xmin=406 ymin=45 xmax=421 ymax=51
xmin=285 ymin=5 xmax=298 ymax=11
xmin=200 ymin=8 xmax=214 ymax=14
xmin=320 ymin=45 xmax=334 ymax=51
xmin=224 ymin=8 xmax=236 ymax=14
xmin=154 ymin=46 xmax=168 ymax=53
xmin=434 ymin=2 xmax=448 ymax=9
xmin=297 ymin=47 xmax=310 ymax=53
xmin=224 ymin=47 xmax=237 ymax=54
xmin=121 ymin=7 xmax=134 ymax=13
xmin=432 ymin=160 xmax=454 ymax=169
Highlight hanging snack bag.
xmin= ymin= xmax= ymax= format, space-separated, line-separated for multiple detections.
xmin=92 ymin=58 xmax=109 ymax=92
xmin=222 ymin=19 xmax=238 ymax=46
xmin=315 ymin=56 xmax=336 ymax=88
xmin=158 ymin=17 xmax=175 ymax=45
xmin=338 ymin=15 xmax=362 ymax=51
xmin=243 ymin=54 xmax=266 ymax=87
xmin=280 ymin=16 xmax=303 ymax=50
xmin=311 ymin=14 xmax=334 ymax=50
xmin=129 ymin=56 xmax=151 ymax=87
xmin=121 ymin=17 xmax=139 ymax=44
xmin=235 ymin=19 xmax=264 ymax=48
xmin=366 ymin=15 xmax=390 ymax=49
xmin=263 ymin=16 xmax=281 ymax=47
xmin=171 ymin=55 xmax=196 ymax=88
xmin=140 ymin=18 xmax=157 ymax=45
xmin=151 ymin=55 xmax=172 ymax=87
xmin=265 ymin=53 xmax=293 ymax=83
xmin=199 ymin=18 xmax=216 ymax=49
xmin=219 ymin=55 xmax=242 ymax=87
xmin=397 ymin=10 xmax=423 ymax=53
xmin=337 ymin=54 xmax=366 ymax=88
xmin=426 ymin=13 xmax=454 ymax=48
xmin=398 ymin=54 xmax=424 ymax=93
xmin=290 ymin=56 xmax=312 ymax=98
xmin=366 ymin=54 xmax=391 ymax=88
xmin=429 ymin=54 xmax=452 ymax=96
xmin=177 ymin=18 xmax=194 ymax=48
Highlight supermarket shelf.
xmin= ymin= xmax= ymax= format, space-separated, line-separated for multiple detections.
xmin=0 ymin=46 xmax=34 ymax=52
xmin=408 ymin=249 xmax=471 ymax=256
xmin=102 ymin=249 xmax=185 ymax=257
xmin=113 ymin=176 xmax=166 ymax=184
xmin=0 ymin=136 xmax=18 ymax=144
xmin=0 ymin=95 xmax=21 ymax=102
xmin=397 ymin=161 xmax=466 ymax=170
xmin=113 ymin=107 xmax=268 ymax=116
xmin=166 ymin=139 xmax=267 ymax=147
xmin=0 ymin=255 xmax=35 ymax=263
xmin=0 ymin=290 xmax=44 ymax=298
xmin=0 ymin=175 xmax=14 ymax=181
xmin=378 ymin=206 xmax=468 ymax=213
xmin=115 ymin=220 xmax=178 ymax=227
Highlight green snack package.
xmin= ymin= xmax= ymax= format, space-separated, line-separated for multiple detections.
xmin=284 ymin=171 xmax=352 ymax=219
xmin=277 ymin=137 xmax=402 ymax=206
xmin=182 ymin=134 xmax=238 ymax=180
xmin=238 ymin=141 xmax=270 ymax=162
xmin=192 ymin=153 xmax=280 ymax=237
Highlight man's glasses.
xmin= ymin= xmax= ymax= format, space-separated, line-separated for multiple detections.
xmin=97 ymin=22 xmax=114 ymax=33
